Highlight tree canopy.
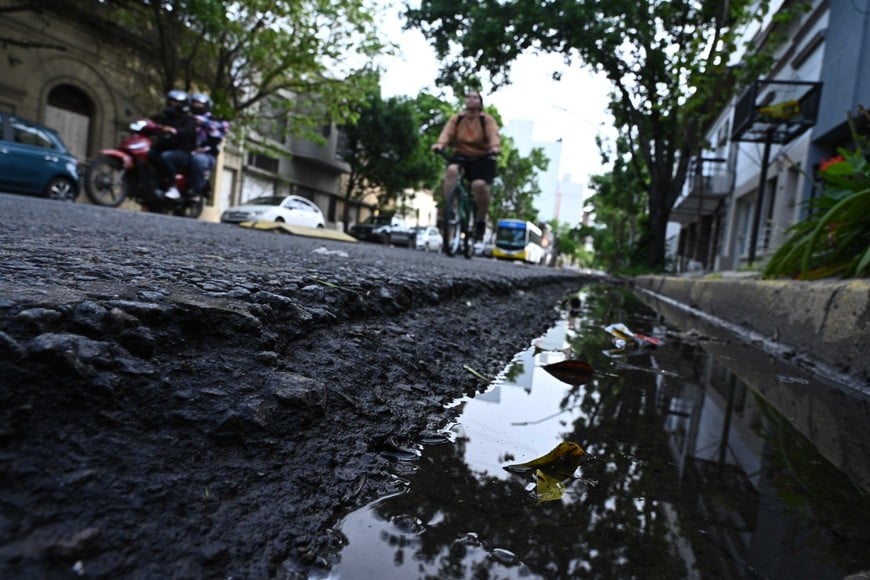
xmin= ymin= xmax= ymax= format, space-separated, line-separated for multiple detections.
xmin=26 ymin=0 xmax=387 ymax=141
xmin=405 ymin=0 xmax=785 ymax=269
xmin=341 ymin=88 xmax=435 ymax=222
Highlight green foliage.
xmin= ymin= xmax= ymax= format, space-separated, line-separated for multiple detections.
xmin=58 ymin=0 xmax=385 ymax=141
xmin=410 ymin=91 xmax=459 ymax=192
xmin=583 ymin=136 xmax=650 ymax=274
xmin=764 ymin=115 xmax=870 ymax=279
xmin=550 ymin=220 xmax=596 ymax=269
xmin=341 ymin=88 xmax=433 ymax=212
xmin=405 ymin=0 xmax=796 ymax=269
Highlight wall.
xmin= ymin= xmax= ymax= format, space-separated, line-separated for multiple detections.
xmin=0 ymin=3 xmax=364 ymax=227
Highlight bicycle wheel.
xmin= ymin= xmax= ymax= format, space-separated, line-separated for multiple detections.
xmin=462 ymin=199 xmax=477 ymax=259
xmin=443 ymin=184 xmax=463 ymax=256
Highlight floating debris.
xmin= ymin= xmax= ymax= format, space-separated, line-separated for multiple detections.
xmin=604 ymin=322 xmax=662 ymax=349
xmin=504 ymin=441 xmax=588 ymax=503
xmin=542 ymin=359 xmax=595 ymax=386
xmin=504 ymin=441 xmax=587 ymax=480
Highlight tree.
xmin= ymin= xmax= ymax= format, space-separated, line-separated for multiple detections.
xmin=27 ymin=0 xmax=386 ymax=140
xmin=583 ymin=136 xmax=649 ymax=273
xmin=405 ymin=0 xmax=787 ymax=269
xmin=341 ymin=89 xmax=434 ymax=227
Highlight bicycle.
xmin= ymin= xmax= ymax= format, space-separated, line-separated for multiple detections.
xmin=436 ymin=150 xmax=478 ymax=258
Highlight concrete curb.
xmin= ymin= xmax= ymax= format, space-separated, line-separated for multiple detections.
xmin=632 ymin=275 xmax=870 ymax=385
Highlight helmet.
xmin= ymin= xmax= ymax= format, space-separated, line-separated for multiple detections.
xmin=165 ymin=89 xmax=190 ymax=114
xmin=190 ymin=92 xmax=211 ymax=114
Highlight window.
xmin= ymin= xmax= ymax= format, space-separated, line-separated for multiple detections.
xmin=11 ymin=119 xmax=55 ymax=149
xmin=247 ymin=151 xmax=279 ymax=173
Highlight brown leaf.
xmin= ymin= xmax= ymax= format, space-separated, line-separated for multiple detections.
xmin=542 ymin=359 xmax=595 ymax=386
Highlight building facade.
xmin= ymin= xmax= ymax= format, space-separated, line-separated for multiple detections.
xmin=0 ymin=3 xmax=394 ymax=229
xmin=671 ymin=0 xmax=869 ymax=273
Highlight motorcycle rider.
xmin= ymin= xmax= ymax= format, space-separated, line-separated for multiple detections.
xmin=149 ymin=89 xmax=197 ymax=200
xmin=189 ymin=92 xmax=229 ymax=198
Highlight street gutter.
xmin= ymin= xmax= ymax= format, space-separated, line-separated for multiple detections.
xmin=632 ymin=274 xmax=870 ymax=389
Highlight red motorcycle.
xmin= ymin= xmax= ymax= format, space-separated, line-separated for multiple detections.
xmin=84 ymin=119 xmax=205 ymax=218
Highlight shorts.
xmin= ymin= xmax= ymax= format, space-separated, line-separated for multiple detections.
xmin=449 ymin=155 xmax=497 ymax=184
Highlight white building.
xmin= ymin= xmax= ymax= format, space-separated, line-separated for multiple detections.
xmin=503 ymin=119 xmax=586 ymax=226
xmin=671 ymin=0 xmax=868 ymax=273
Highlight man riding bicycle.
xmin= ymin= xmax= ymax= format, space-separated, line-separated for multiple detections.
xmin=432 ymin=90 xmax=502 ymax=245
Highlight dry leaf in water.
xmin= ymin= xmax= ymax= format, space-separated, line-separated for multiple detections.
xmin=504 ymin=441 xmax=587 ymax=480
xmin=542 ymin=360 xmax=595 ymax=386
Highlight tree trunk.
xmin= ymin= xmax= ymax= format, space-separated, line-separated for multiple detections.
xmin=646 ymin=192 xmax=671 ymax=270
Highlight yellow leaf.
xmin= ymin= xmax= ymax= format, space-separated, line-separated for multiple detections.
xmin=604 ymin=323 xmax=635 ymax=342
xmin=535 ymin=469 xmax=564 ymax=503
xmin=504 ymin=441 xmax=587 ymax=480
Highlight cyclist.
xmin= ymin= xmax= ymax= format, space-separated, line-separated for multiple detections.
xmin=432 ymin=90 xmax=501 ymax=244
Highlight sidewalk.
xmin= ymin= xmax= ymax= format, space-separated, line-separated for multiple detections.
xmin=632 ymin=274 xmax=870 ymax=386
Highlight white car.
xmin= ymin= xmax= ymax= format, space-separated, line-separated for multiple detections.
xmin=220 ymin=195 xmax=325 ymax=228
xmin=414 ymin=226 xmax=443 ymax=252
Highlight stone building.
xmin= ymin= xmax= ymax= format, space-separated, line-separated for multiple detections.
xmin=0 ymin=3 xmax=438 ymax=230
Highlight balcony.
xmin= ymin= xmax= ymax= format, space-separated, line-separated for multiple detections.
xmin=671 ymin=165 xmax=733 ymax=224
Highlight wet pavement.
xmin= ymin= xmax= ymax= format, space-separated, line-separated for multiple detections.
xmin=327 ymin=284 xmax=870 ymax=579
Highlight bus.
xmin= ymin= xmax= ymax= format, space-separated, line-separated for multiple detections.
xmin=491 ymin=219 xmax=545 ymax=264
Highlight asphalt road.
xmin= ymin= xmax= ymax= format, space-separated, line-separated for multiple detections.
xmin=0 ymin=193 xmax=586 ymax=306
xmin=0 ymin=193 xmax=598 ymax=578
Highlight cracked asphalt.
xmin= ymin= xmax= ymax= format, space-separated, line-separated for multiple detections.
xmin=0 ymin=193 xmax=595 ymax=578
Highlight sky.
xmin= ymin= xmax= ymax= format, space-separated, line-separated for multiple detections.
xmin=374 ymin=2 xmax=617 ymax=225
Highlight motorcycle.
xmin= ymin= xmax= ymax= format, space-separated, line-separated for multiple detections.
xmin=84 ymin=119 xmax=205 ymax=218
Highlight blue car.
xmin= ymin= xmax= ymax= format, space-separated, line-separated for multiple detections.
xmin=0 ymin=112 xmax=79 ymax=201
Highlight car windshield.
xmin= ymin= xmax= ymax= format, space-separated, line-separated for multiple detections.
xmin=246 ymin=196 xmax=285 ymax=206
xmin=368 ymin=216 xmax=394 ymax=225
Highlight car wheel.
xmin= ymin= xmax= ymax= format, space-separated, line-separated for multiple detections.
xmin=45 ymin=177 xmax=77 ymax=202
xmin=275 ymin=217 xmax=285 ymax=223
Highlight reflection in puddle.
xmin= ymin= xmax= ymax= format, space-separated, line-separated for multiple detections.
xmin=329 ymin=285 xmax=870 ymax=579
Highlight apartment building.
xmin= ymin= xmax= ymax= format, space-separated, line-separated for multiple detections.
xmin=671 ymin=0 xmax=869 ymax=272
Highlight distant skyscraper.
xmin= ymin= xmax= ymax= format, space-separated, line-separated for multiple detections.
xmin=503 ymin=119 xmax=584 ymax=226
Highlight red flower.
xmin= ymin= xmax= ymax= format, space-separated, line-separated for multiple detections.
xmin=819 ymin=154 xmax=845 ymax=172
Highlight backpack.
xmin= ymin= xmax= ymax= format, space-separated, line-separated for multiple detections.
xmin=457 ymin=113 xmax=488 ymax=145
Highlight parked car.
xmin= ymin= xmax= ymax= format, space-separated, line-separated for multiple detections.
xmin=387 ymin=223 xmax=417 ymax=248
xmin=415 ymin=226 xmax=443 ymax=252
xmin=350 ymin=214 xmax=413 ymax=245
xmin=220 ymin=194 xmax=325 ymax=228
xmin=474 ymin=240 xmax=493 ymax=257
xmin=0 ymin=112 xmax=79 ymax=201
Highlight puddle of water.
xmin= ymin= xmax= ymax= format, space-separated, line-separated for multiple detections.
xmin=326 ymin=285 xmax=870 ymax=579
